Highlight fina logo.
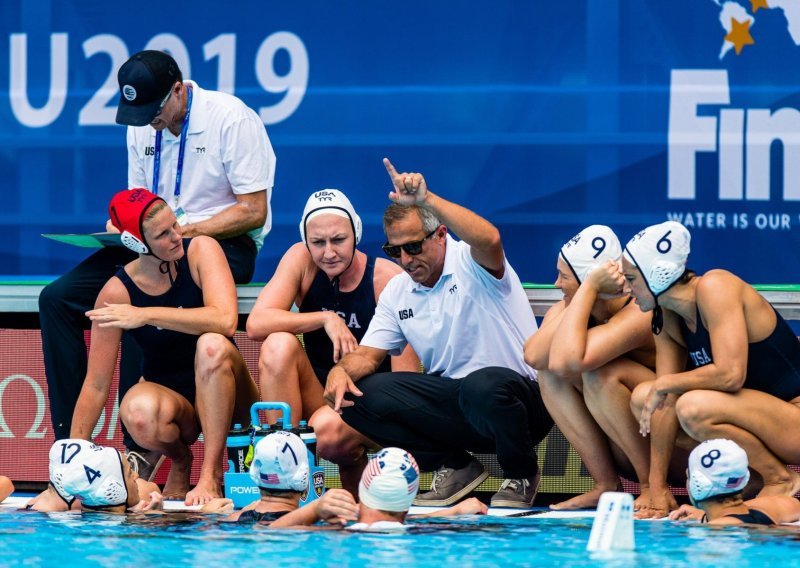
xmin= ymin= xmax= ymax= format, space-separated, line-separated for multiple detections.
xmin=122 ymin=85 xmax=137 ymax=102
xmin=668 ymin=0 xmax=800 ymax=203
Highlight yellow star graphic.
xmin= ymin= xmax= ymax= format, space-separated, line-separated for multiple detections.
xmin=750 ymin=0 xmax=769 ymax=13
xmin=725 ymin=18 xmax=755 ymax=55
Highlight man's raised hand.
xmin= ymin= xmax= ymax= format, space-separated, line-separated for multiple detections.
xmin=383 ymin=158 xmax=428 ymax=205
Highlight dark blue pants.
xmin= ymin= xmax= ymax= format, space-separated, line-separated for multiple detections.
xmin=39 ymin=235 xmax=257 ymax=447
xmin=341 ymin=367 xmax=553 ymax=479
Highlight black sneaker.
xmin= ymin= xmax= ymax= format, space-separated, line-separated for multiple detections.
xmin=126 ymin=450 xmax=165 ymax=482
xmin=490 ymin=471 xmax=541 ymax=508
xmin=413 ymin=457 xmax=489 ymax=507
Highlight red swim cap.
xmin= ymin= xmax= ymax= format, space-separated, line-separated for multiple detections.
xmin=108 ymin=188 xmax=166 ymax=254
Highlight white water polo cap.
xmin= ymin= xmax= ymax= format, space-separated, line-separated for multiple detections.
xmin=359 ymin=448 xmax=420 ymax=513
xmin=249 ymin=431 xmax=309 ymax=492
xmin=623 ymin=221 xmax=690 ymax=295
xmin=559 ymin=225 xmax=622 ymax=284
xmin=48 ymin=441 xmax=74 ymax=505
xmin=299 ymin=189 xmax=362 ymax=245
xmin=49 ymin=439 xmax=128 ymax=507
xmin=688 ymin=439 xmax=750 ymax=502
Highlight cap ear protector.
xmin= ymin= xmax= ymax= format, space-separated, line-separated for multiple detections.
xmin=108 ymin=188 xmax=167 ymax=255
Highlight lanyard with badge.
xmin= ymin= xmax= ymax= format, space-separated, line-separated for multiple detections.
xmin=152 ymin=85 xmax=193 ymax=226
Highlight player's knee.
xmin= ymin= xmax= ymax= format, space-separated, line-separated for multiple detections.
xmin=121 ymin=393 xmax=159 ymax=437
xmin=314 ymin=412 xmax=363 ymax=465
xmin=196 ymin=333 xmax=235 ymax=380
xmin=629 ymin=381 xmax=651 ymax=415
xmin=259 ymin=333 xmax=303 ymax=373
xmin=675 ymin=391 xmax=712 ymax=435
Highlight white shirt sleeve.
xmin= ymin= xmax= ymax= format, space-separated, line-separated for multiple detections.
xmin=221 ymin=115 xmax=276 ymax=195
xmin=360 ymin=288 xmax=408 ymax=356
xmin=458 ymin=242 xmax=513 ymax=297
xmin=127 ymin=127 xmax=148 ymax=190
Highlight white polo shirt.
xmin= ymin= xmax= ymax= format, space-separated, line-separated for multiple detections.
xmin=126 ymin=81 xmax=276 ymax=249
xmin=361 ymin=235 xmax=538 ymax=380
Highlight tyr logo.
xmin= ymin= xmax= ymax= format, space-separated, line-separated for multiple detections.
xmin=195 ymin=147 xmax=206 ymax=154
xmin=314 ymin=191 xmax=335 ymax=202
xmin=448 ymin=284 xmax=458 ymax=294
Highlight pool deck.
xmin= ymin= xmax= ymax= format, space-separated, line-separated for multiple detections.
xmin=0 ymin=493 xmax=547 ymax=518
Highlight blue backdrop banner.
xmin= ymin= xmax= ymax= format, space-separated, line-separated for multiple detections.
xmin=1 ymin=0 xmax=798 ymax=283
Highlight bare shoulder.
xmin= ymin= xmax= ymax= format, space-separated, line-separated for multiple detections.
xmin=98 ymin=274 xmax=131 ymax=306
xmin=373 ymin=257 xmax=403 ymax=293
xmin=277 ymin=242 xmax=317 ymax=290
xmin=254 ymin=242 xmax=318 ymax=310
xmin=695 ymin=270 xmax=745 ymax=297
xmin=542 ymin=299 xmax=566 ymax=319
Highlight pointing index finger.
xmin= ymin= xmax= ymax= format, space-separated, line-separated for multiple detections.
xmin=383 ymin=157 xmax=400 ymax=180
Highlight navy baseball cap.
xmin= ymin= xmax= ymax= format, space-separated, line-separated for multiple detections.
xmin=116 ymin=50 xmax=180 ymax=126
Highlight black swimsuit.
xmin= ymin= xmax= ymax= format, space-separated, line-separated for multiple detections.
xmin=235 ymin=509 xmax=288 ymax=523
xmin=116 ymin=239 xmax=207 ymax=403
xmin=680 ymin=305 xmax=800 ymax=401
xmin=724 ymin=508 xmax=775 ymax=525
xmin=299 ymin=255 xmax=391 ymax=384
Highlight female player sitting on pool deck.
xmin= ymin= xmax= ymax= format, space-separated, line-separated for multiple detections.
xmin=246 ymin=189 xmax=418 ymax=495
xmin=625 ymin=221 xmax=800 ymax=518
xmin=670 ymin=439 xmax=800 ymax=526
xmin=69 ymin=188 xmax=259 ymax=505
xmin=525 ymin=225 xmax=678 ymax=511
xmin=269 ymin=447 xmax=488 ymax=530
xmin=26 ymin=439 xmax=163 ymax=513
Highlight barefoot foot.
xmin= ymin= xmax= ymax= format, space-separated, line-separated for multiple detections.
xmin=184 ymin=476 xmax=222 ymax=507
xmin=162 ymin=453 xmax=193 ymax=501
xmin=549 ymin=484 xmax=620 ymax=511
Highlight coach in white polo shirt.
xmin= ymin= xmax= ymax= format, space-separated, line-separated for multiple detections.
xmin=39 ymin=50 xmax=275 ymax=473
xmin=321 ymin=159 xmax=553 ymax=509
xmin=123 ymin=54 xmax=275 ymax=256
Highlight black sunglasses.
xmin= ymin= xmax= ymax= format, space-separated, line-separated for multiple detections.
xmin=382 ymin=227 xmax=439 ymax=259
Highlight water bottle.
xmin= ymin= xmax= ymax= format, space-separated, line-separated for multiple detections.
xmin=295 ymin=420 xmax=325 ymax=506
xmin=226 ymin=423 xmax=251 ymax=473
xmin=296 ymin=420 xmax=318 ymax=462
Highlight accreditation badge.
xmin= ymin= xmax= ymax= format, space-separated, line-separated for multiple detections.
xmin=174 ymin=206 xmax=189 ymax=226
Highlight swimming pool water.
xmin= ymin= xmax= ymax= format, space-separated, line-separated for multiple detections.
xmin=3 ymin=509 xmax=800 ymax=567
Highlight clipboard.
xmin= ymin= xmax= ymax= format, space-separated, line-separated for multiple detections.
xmin=41 ymin=232 xmax=124 ymax=248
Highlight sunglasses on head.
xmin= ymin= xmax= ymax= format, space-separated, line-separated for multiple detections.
xmin=381 ymin=227 xmax=440 ymax=259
